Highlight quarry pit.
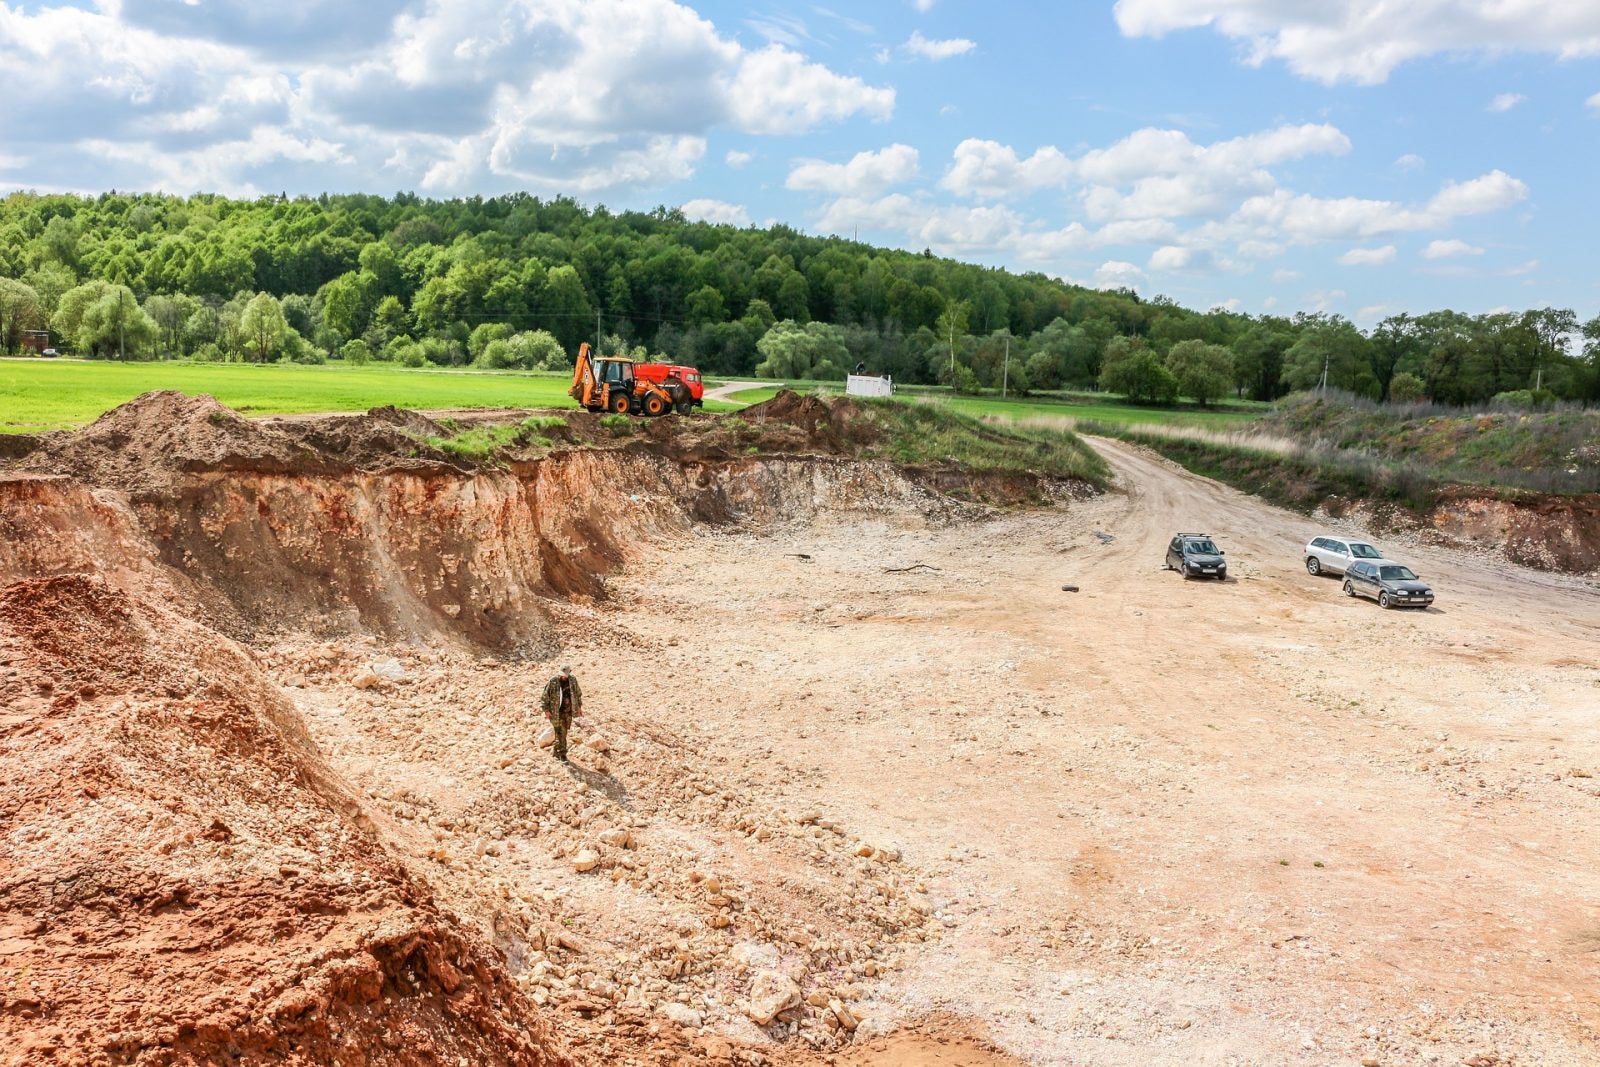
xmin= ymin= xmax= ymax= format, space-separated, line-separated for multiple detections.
xmin=2 ymin=392 xmax=1598 ymax=1066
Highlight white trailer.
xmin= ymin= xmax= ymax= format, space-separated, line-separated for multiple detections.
xmin=845 ymin=374 xmax=893 ymax=398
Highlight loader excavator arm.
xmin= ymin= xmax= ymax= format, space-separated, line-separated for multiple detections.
xmin=570 ymin=342 xmax=597 ymax=407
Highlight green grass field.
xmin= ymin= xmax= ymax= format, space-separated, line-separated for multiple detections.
xmin=0 ymin=359 xmax=737 ymax=433
xmin=724 ymin=384 xmax=1264 ymax=430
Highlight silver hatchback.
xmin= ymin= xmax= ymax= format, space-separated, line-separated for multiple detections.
xmin=1342 ymin=559 xmax=1435 ymax=609
xmin=1304 ymin=535 xmax=1383 ymax=576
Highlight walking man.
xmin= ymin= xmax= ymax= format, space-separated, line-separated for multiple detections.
xmin=541 ymin=665 xmax=583 ymax=762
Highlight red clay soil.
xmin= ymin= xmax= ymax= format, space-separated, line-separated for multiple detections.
xmin=0 ymin=574 xmax=582 ymax=1067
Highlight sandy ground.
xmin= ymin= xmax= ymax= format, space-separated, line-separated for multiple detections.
xmin=591 ymin=436 xmax=1600 ymax=1065
xmin=237 ymin=431 xmax=1600 ymax=1066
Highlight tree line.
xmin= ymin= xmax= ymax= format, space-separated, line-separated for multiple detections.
xmin=0 ymin=190 xmax=1596 ymax=406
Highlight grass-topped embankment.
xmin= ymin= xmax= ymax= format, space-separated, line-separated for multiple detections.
xmin=1081 ymin=421 xmax=1447 ymax=513
xmin=1263 ymin=392 xmax=1600 ymax=495
xmin=860 ymin=397 xmax=1109 ymax=486
xmin=725 ymin=382 xmax=1263 ymax=431
xmin=1077 ymin=390 xmax=1600 ymax=516
xmin=423 ymin=414 xmax=568 ymax=461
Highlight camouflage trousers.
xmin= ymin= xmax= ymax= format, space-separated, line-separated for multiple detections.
xmin=551 ymin=711 xmax=572 ymax=761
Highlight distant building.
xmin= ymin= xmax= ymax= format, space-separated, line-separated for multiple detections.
xmin=846 ymin=373 xmax=893 ymax=398
xmin=20 ymin=330 xmax=49 ymax=355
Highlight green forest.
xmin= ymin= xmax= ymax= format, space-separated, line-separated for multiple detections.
xmin=1 ymin=189 xmax=1597 ymax=406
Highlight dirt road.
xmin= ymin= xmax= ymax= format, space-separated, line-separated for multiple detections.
xmin=611 ymin=435 xmax=1600 ymax=1064
xmin=703 ymin=380 xmax=768 ymax=403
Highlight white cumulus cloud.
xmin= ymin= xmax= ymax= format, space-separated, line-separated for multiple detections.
xmin=1338 ymin=245 xmax=1397 ymax=266
xmin=1075 ymin=123 xmax=1351 ymax=222
xmin=1488 ymin=92 xmax=1526 ymax=112
xmin=787 ymin=144 xmax=920 ymax=195
xmin=939 ymin=139 xmax=1072 ymax=198
xmin=904 ymin=30 xmax=975 ymax=61
xmin=1422 ymin=238 xmax=1485 ymax=258
xmin=1094 ymin=260 xmax=1145 ymax=290
xmin=681 ymin=198 xmax=751 ymax=226
xmin=1112 ymin=0 xmax=1600 ymax=85
xmin=1426 ymin=169 xmax=1528 ymax=216
xmin=0 ymin=0 xmax=894 ymax=195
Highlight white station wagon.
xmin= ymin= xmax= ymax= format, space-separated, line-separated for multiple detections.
xmin=1304 ymin=535 xmax=1383 ymax=577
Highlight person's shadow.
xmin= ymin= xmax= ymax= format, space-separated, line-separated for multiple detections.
xmin=564 ymin=760 xmax=631 ymax=808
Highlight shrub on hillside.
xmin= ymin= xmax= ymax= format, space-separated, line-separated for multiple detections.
xmin=1388 ymin=372 xmax=1425 ymax=403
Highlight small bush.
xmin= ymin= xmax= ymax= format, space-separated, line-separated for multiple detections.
xmin=342 ymin=338 xmax=373 ymax=366
xmin=598 ymin=413 xmax=635 ymax=436
xmin=1388 ymin=372 xmax=1425 ymax=403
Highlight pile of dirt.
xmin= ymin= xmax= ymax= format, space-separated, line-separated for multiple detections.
xmin=638 ymin=392 xmax=882 ymax=463
xmin=0 ymin=574 xmax=582 ymax=1066
xmin=274 ymin=404 xmax=459 ymax=471
xmin=13 ymin=392 xmax=328 ymax=494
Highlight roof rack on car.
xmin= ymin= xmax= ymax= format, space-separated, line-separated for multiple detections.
xmin=1176 ymin=532 xmax=1210 ymax=538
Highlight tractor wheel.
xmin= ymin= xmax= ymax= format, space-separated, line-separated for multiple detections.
xmin=609 ymin=392 xmax=631 ymax=414
xmin=676 ymin=399 xmax=694 ymax=416
xmin=643 ymin=393 xmax=668 ymax=417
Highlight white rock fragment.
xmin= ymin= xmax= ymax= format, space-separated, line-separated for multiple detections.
xmin=745 ymin=970 xmax=801 ymax=1026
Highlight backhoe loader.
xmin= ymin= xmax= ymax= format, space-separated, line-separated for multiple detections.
xmin=569 ymin=342 xmax=679 ymax=416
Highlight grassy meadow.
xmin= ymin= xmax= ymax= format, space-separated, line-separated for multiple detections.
xmin=3 ymin=358 xmax=1264 ymax=435
xmin=0 ymin=358 xmax=739 ymax=433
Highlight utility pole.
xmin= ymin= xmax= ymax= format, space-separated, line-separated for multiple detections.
xmin=596 ymin=308 xmax=602 ymax=351
xmin=117 ymin=288 xmax=126 ymax=361
xmin=1318 ymin=347 xmax=1330 ymax=394
xmin=948 ymin=321 xmax=956 ymax=378
xmin=1001 ymin=335 xmax=1010 ymax=399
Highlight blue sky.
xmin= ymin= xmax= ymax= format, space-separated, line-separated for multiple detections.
xmin=3 ymin=1 xmax=1599 ymax=324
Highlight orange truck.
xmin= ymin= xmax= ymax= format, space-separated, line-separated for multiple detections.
xmin=634 ymin=363 xmax=704 ymax=414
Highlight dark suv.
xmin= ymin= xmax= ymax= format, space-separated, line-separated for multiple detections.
xmin=1165 ymin=533 xmax=1228 ymax=580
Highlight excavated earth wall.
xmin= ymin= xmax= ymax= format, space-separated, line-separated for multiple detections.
xmin=0 ymin=393 xmax=1004 ymax=1066
xmin=2 ymin=393 xmax=969 ymax=652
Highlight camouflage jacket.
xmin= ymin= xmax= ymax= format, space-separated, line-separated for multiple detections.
xmin=540 ymin=675 xmax=583 ymax=718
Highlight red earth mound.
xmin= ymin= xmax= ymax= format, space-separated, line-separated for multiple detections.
xmin=0 ymin=574 xmax=582 ymax=1066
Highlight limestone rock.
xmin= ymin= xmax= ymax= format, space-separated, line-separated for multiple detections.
xmin=597 ymin=828 xmax=633 ymax=849
xmin=745 ymin=970 xmax=801 ymax=1026
xmin=729 ymin=941 xmax=782 ymax=973
xmin=572 ymin=849 xmax=601 ymax=873
xmin=537 ymin=726 xmax=556 ymax=750
xmin=660 ymin=1002 xmax=703 ymax=1029
xmin=351 ymin=670 xmax=381 ymax=690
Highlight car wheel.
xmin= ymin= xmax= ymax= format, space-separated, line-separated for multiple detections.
xmin=1342 ymin=580 xmax=1355 ymax=598
xmin=1306 ymin=557 xmax=1321 ymax=576
xmin=1180 ymin=562 xmax=1191 ymax=579
xmin=1378 ymin=592 xmax=1391 ymax=609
